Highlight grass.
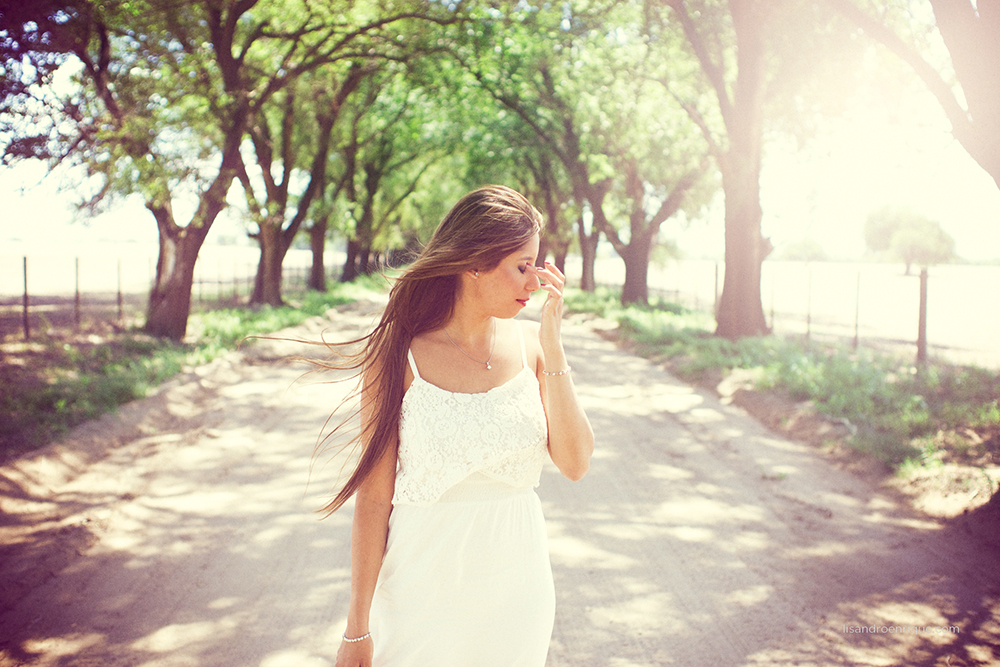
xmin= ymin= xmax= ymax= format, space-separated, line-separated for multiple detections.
xmin=565 ymin=287 xmax=1000 ymax=471
xmin=0 ymin=277 xmax=383 ymax=459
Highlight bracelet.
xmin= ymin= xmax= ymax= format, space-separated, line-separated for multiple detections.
xmin=343 ymin=632 xmax=371 ymax=643
xmin=542 ymin=366 xmax=571 ymax=376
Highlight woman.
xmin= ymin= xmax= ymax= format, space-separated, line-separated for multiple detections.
xmin=330 ymin=185 xmax=594 ymax=667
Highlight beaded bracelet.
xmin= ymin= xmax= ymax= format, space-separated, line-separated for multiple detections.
xmin=542 ymin=366 xmax=571 ymax=376
xmin=343 ymin=632 xmax=371 ymax=643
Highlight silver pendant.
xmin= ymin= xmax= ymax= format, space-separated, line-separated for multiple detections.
xmin=485 ymin=362 xmax=492 ymax=370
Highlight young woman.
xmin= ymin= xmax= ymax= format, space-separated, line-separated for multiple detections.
xmin=330 ymin=185 xmax=594 ymax=667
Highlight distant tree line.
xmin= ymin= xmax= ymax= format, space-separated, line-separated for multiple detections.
xmin=2 ymin=0 xmax=996 ymax=341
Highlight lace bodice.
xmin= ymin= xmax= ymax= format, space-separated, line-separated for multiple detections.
xmin=392 ymin=322 xmax=549 ymax=506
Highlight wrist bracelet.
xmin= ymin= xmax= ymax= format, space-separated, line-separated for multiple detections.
xmin=542 ymin=366 xmax=571 ymax=376
xmin=343 ymin=632 xmax=371 ymax=643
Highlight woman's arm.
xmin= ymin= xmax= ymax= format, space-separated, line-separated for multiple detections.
xmin=530 ymin=262 xmax=594 ymax=481
xmin=335 ymin=380 xmax=398 ymax=667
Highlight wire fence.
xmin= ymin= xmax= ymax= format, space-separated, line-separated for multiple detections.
xmin=0 ymin=245 xmax=315 ymax=339
xmin=576 ymin=257 xmax=1000 ymax=369
xmin=3 ymin=246 xmax=998 ymax=369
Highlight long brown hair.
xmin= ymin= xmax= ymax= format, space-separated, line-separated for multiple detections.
xmin=319 ymin=185 xmax=543 ymax=515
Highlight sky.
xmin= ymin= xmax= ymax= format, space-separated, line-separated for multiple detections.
xmin=758 ymin=110 xmax=1000 ymax=263
xmin=677 ymin=82 xmax=1000 ymax=263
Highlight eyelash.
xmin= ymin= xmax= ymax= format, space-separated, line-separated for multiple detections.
xmin=519 ymin=264 xmax=527 ymax=274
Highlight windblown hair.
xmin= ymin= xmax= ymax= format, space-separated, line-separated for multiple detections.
xmin=319 ymin=185 xmax=543 ymax=515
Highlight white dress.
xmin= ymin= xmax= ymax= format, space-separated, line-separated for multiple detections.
xmin=369 ymin=322 xmax=555 ymax=666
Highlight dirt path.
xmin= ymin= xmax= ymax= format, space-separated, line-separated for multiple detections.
xmin=1 ymin=301 xmax=997 ymax=667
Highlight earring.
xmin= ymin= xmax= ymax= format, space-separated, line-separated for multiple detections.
xmin=474 ymin=270 xmax=479 ymax=277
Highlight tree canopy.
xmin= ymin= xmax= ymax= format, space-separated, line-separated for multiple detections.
xmin=826 ymin=0 xmax=1000 ymax=193
xmin=864 ymin=205 xmax=956 ymax=273
xmin=0 ymin=0 xmax=971 ymax=341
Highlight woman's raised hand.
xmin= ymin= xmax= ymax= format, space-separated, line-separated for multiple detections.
xmin=532 ymin=260 xmax=566 ymax=355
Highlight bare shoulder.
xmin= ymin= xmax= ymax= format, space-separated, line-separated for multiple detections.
xmin=515 ymin=318 xmax=541 ymax=344
xmin=516 ymin=318 xmax=541 ymax=335
xmin=515 ymin=319 xmax=543 ymax=369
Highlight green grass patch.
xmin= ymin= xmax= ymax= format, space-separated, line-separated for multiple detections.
xmin=1 ymin=280 xmax=381 ymax=459
xmin=565 ymin=287 xmax=1000 ymax=470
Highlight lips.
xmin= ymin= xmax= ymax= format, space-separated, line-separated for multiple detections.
xmin=516 ymin=299 xmax=528 ymax=307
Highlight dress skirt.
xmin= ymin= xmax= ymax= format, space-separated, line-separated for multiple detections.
xmin=370 ymin=473 xmax=555 ymax=667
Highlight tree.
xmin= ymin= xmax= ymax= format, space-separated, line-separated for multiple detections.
xmin=237 ymin=61 xmax=369 ymax=305
xmin=3 ymin=0 xmax=250 ymax=339
xmin=337 ymin=65 xmax=447 ymax=282
xmin=774 ymin=238 xmax=829 ymax=262
xmin=655 ymin=0 xmax=861 ymax=338
xmin=438 ymin=51 xmax=577 ymax=272
xmin=825 ymin=0 xmax=1000 ymax=193
xmin=455 ymin=1 xmax=711 ymax=303
xmin=657 ymin=0 xmax=776 ymax=338
xmin=864 ymin=205 xmax=900 ymax=254
xmin=303 ymin=168 xmax=351 ymax=292
xmin=864 ymin=206 xmax=956 ymax=273
xmin=1 ymin=0 xmax=454 ymax=339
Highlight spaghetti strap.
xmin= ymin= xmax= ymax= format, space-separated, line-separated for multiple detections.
xmin=406 ymin=349 xmax=422 ymax=379
xmin=516 ymin=321 xmax=528 ymax=369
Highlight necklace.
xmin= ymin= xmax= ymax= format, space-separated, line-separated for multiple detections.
xmin=444 ymin=319 xmax=497 ymax=370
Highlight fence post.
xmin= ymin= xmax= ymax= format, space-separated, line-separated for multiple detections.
xmin=713 ymin=261 xmax=719 ymax=316
xmin=75 ymin=257 xmax=81 ymax=329
xmin=917 ymin=267 xmax=928 ymax=364
xmin=117 ymin=259 xmax=124 ymax=322
xmin=805 ymin=264 xmax=812 ymax=343
xmin=852 ymin=269 xmax=860 ymax=350
xmin=22 ymin=256 xmax=29 ymax=340
xmin=769 ymin=270 xmax=775 ymax=330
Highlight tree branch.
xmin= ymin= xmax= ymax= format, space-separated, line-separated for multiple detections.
xmin=824 ymin=0 xmax=970 ymax=134
xmin=665 ymin=0 xmax=734 ymax=124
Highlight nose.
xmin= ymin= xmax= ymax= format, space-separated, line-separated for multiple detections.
xmin=526 ymin=265 xmax=542 ymax=291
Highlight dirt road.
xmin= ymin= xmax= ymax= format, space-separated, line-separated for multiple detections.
xmin=1 ymin=300 xmax=997 ymax=666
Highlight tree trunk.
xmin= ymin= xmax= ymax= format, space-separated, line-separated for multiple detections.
xmin=251 ymin=220 xmax=287 ymax=305
xmin=621 ymin=231 xmax=653 ymax=305
xmin=715 ymin=163 xmax=768 ymax=338
xmin=577 ymin=215 xmax=598 ymax=292
xmin=553 ymin=244 xmax=568 ymax=275
xmin=358 ymin=244 xmax=372 ymax=275
xmin=307 ymin=216 xmax=328 ymax=291
xmin=143 ymin=193 xmax=221 ymax=340
xmin=341 ymin=238 xmax=360 ymax=282
xmin=537 ymin=236 xmax=550 ymax=266
xmin=145 ymin=224 xmax=206 ymax=341
xmin=714 ymin=0 xmax=769 ymax=339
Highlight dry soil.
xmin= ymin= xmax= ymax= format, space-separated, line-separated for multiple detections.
xmin=1 ymin=300 xmax=997 ymax=666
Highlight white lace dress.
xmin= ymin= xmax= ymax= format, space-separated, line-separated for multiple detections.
xmin=369 ymin=323 xmax=555 ymax=666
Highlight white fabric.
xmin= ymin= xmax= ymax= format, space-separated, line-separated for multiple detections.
xmin=370 ymin=321 xmax=555 ymax=666
xmin=393 ymin=324 xmax=549 ymax=506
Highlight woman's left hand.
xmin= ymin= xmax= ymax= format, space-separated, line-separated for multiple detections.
xmin=532 ymin=261 xmax=566 ymax=356
xmin=529 ymin=260 xmax=593 ymax=481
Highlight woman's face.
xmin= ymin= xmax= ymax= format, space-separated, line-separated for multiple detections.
xmin=472 ymin=233 xmax=542 ymax=318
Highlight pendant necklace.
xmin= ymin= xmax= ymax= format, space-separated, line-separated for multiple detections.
xmin=444 ymin=318 xmax=497 ymax=370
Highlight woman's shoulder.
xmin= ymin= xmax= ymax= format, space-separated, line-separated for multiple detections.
xmin=513 ymin=318 xmax=542 ymax=368
xmin=514 ymin=318 xmax=540 ymax=335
